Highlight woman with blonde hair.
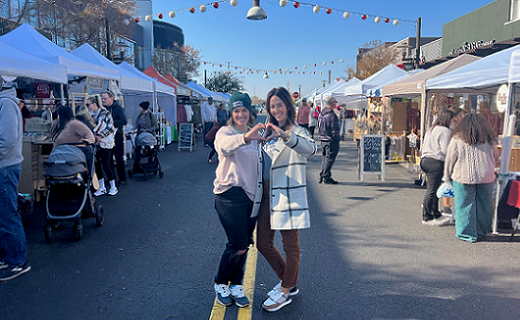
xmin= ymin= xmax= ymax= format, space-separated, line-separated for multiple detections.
xmin=86 ymin=95 xmax=118 ymax=196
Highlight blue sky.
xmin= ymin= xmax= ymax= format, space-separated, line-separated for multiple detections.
xmin=151 ymin=0 xmax=494 ymax=99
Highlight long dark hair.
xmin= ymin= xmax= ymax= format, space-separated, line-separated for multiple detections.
xmin=51 ymin=106 xmax=75 ymax=141
xmin=451 ymin=113 xmax=496 ymax=145
xmin=431 ymin=109 xmax=454 ymax=130
xmin=266 ymin=87 xmax=296 ymax=130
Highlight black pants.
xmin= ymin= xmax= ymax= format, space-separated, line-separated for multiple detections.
xmin=95 ymin=148 xmax=115 ymax=181
xmin=207 ymin=141 xmax=217 ymax=161
xmin=110 ymin=132 xmax=126 ymax=182
xmin=309 ymin=126 xmax=316 ymax=139
xmin=319 ymin=141 xmax=340 ymax=180
xmin=214 ymin=187 xmax=256 ymax=285
xmin=204 ymin=122 xmax=214 ymax=142
xmin=420 ymin=157 xmax=444 ymax=221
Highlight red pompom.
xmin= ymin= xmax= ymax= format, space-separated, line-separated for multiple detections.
xmin=158 ymin=13 xmax=163 ymax=19
xmin=213 ymin=2 xmax=219 ymax=8
xmin=135 ymin=17 xmax=140 ymax=22
xmin=326 ymin=8 xmax=332 ymax=14
xmin=385 ymin=17 xmax=390 ymax=23
xmin=293 ymin=2 xmax=300 ymax=8
xmin=190 ymin=7 xmax=195 ymax=13
xmin=362 ymin=14 xmax=367 ymax=20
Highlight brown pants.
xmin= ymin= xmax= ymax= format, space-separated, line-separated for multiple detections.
xmin=256 ymin=180 xmax=300 ymax=288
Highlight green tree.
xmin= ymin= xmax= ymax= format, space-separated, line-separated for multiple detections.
xmin=205 ymin=72 xmax=244 ymax=94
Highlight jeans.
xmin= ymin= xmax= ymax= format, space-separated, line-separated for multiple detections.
xmin=214 ymin=187 xmax=257 ymax=285
xmin=207 ymin=140 xmax=217 ymax=161
xmin=257 ymin=181 xmax=300 ymax=288
xmin=420 ymin=157 xmax=444 ymax=220
xmin=319 ymin=141 xmax=340 ymax=180
xmin=453 ymin=181 xmax=495 ymax=242
xmin=0 ymin=164 xmax=27 ymax=267
xmin=110 ymin=132 xmax=127 ymax=182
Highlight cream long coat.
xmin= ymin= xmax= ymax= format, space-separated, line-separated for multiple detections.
xmin=265 ymin=125 xmax=317 ymax=230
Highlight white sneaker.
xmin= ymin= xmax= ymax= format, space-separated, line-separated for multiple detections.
xmin=262 ymin=289 xmax=292 ymax=312
xmin=108 ymin=187 xmax=118 ymax=196
xmin=267 ymin=281 xmax=299 ymax=297
xmin=94 ymin=188 xmax=106 ymax=197
xmin=229 ymin=284 xmax=249 ymax=307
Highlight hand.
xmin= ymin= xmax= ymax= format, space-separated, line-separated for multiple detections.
xmin=244 ymin=122 xmax=267 ymax=143
xmin=265 ymin=123 xmax=289 ymax=141
xmin=96 ymin=136 xmax=102 ymax=143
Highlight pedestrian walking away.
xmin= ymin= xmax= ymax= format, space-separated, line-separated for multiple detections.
xmin=420 ymin=109 xmax=454 ymax=225
xmin=205 ymin=120 xmax=226 ymax=163
xmin=212 ymin=92 xmax=266 ymax=308
xmin=102 ymin=91 xmax=128 ymax=186
xmin=296 ymin=98 xmax=310 ymax=132
xmin=0 ymin=76 xmax=31 ymax=282
xmin=443 ymin=113 xmax=499 ymax=242
xmin=257 ymin=87 xmax=317 ymax=312
xmin=318 ymin=96 xmax=341 ymax=184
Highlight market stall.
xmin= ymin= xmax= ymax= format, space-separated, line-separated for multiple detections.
xmin=382 ymin=54 xmax=481 ymax=165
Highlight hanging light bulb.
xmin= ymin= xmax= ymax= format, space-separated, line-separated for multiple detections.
xmin=230 ymin=0 xmax=238 ymax=6
xmin=313 ymin=5 xmax=320 ymax=13
xmin=343 ymin=11 xmax=350 ymax=19
xmin=375 ymin=16 xmax=381 ymax=23
xmin=247 ymin=0 xmax=267 ymax=20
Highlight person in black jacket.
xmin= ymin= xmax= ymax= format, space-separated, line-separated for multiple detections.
xmin=102 ymin=91 xmax=128 ymax=185
xmin=318 ymin=96 xmax=341 ymax=184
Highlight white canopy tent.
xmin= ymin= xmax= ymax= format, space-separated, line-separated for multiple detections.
xmin=0 ymin=24 xmax=120 ymax=81
xmin=383 ymin=54 xmax=481 ymax=135
xmin=117 ymin=62 xmax=177 ymax=125
xmin=186 ymin=81 xmax=222 ymax=101
xmin=0 ymin=39 xmax=67 ymax=83
xmin=313 ymin=78 xmax=361 ymax=107
xmin=344 ymin=64 xmax=409 ymax=110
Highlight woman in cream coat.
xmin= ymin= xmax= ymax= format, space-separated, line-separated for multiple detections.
xmin=258 ymin=87 xmax=317 ymax=312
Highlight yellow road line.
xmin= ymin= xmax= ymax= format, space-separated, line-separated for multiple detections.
xmin=237 ymin=243 xmax=258 ymax=320
xmin=209 ymin=232 xmax=258 ymax=320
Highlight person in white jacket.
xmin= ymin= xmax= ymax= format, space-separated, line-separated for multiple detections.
xmin=212 ymin=92 xmax=265 ymax=308
xmin=257 ymin=87 xmax=317 ymax=312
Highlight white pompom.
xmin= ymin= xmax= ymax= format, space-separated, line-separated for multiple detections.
xmin=343 ymin=11 xmax=350 ymax=19
xmin=230 ymin=0 xmax=238 ymax=6
xmin=375 ymin=16 xmax=381 ymax=23
xmin=169 ymin=11 xmax=175 ymax=18
xmin=200 ymin=5 xmax=206 ymax=12
xmin=279 ymin=0 xmax=287 ymax=7
xmin=393 ymin=19 xmax=399 ymax=25
xmin=313 ymin=5 xmax=320 ymax=13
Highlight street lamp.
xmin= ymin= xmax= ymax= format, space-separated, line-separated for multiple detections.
xmin=247 ymin=0 xmax=267 ymax=20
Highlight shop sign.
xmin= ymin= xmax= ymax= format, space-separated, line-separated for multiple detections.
xmin=34 ymin=82 xmax=51 ymax=98
xmin=87 ymin=77 xmax=103 ymax=89
xmin=450 ymin=40 xmax=495 ymax=55
xmin=496 ymin=84 xmax=509 ymax=113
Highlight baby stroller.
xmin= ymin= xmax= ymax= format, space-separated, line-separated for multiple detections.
xmin=44 ymin=144 xmax=104 ymax=242
xmin=127 ymin=132 xmax=164 ymax=180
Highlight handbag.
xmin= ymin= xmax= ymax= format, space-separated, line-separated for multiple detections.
xmin=312 ymin=108 xmax=320 ymax=119
xmin=437 ymin=181 xmax=454 ymax=198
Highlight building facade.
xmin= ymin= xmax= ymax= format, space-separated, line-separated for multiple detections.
xmin=443 ymin=0 xmax=520 ymax=56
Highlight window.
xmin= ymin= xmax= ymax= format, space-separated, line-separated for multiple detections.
xmin=511 ymin=0 xmax=520 ymax=21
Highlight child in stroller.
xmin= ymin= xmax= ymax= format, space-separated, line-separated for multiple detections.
xmin=127 ymin=101 xmax=163 ymax=179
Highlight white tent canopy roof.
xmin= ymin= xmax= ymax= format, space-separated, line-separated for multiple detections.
xmin=72 ymin=44 xmax=153 ymax=92
xmin=427 ymin=44 xmax=520 ymax=93
xmin=0 ymin=39 xmax=67 ymax=83
xmin=0 ymin=24 xmax=120 ymax=80
xmin=186 ymin=81 xmax=222 ymax=101
xmin=384 ymin=54 xmax=481 ymax=97
xmin=344 ymin=64 xmax=408 ymax=97
xmin=118 ymin=62 xmax=175 ymax=96
xmin=508 ymin=49 xmax=520 ymax=83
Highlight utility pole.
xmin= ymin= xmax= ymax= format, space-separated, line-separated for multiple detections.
xmin=415 ymin=17 xmax=421 ymax=69
xmin=328 ymin=70 xmax=331 ymax=84
xmin=105 ymin=13 xmax=112 ymax=60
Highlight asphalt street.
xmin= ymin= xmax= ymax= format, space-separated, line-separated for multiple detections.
xmin=2 ymin=117 xmax=520 ymax=320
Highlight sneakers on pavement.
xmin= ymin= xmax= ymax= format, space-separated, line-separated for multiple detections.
xmin=0 ymin=264 xmax=31 ymax=282
xmin=323 ymin=178 xmax=339 ymax=185
xmin=108 ymin=187 xmax=118 ymax=196
xmin=0 ymin=261 xmax=8 ymax=270
xmin=94 ymin=188 xmax=106 ymax=197
xmin=422 ymin=216 xmax=450 ymax=226
xmin=214 ymin=283 xmax=233 ymax=306
xmin=230 ymin=284 xmax=250 ymax=307
xmin=267 ymin=281 xmax=299 ymax=298
xmin=208 ymin=159 xmax=213 ymax=163
xmin=262 ymin=289 xmax=292 ymax=312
